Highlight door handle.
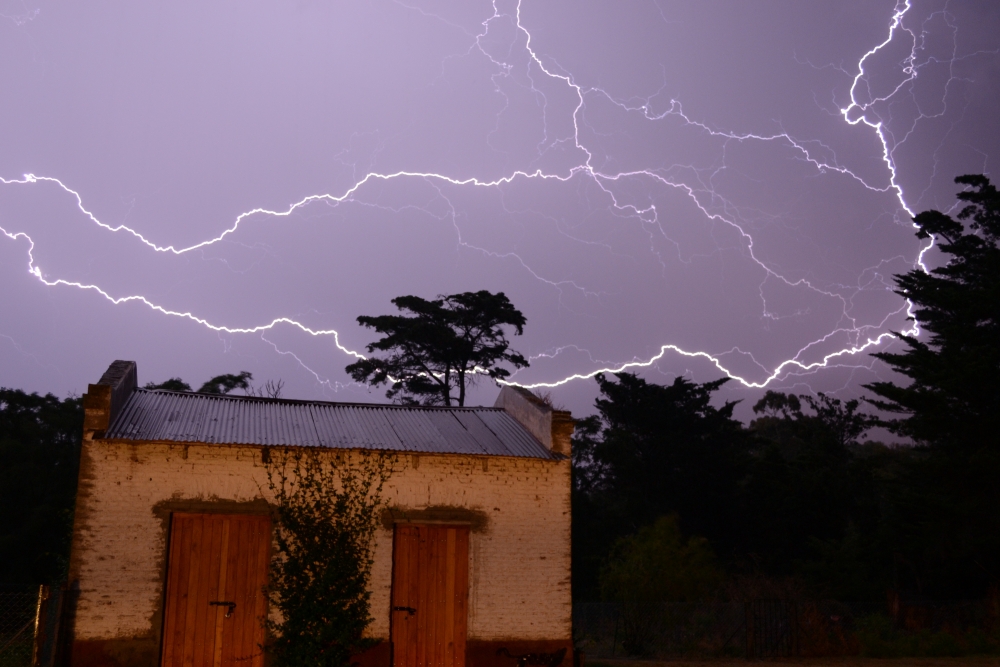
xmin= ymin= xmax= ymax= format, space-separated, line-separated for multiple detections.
xmin=393 ymin=606 xmax=416 ymax=616
xmin=210 ymin=601 xmax=236 ymax=618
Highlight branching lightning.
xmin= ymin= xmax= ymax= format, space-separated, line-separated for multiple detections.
xmin=1 ymin=0 xmax=986 ymax=393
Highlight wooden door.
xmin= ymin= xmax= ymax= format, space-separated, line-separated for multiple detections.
xmin=161 ymin=513 xmax=271 ymax=667
xmin=391 ymin=525 xmax=469 ymax=667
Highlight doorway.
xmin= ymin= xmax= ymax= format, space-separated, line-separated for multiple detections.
xmin=160 ymin=513 xmax=270 ymax=667
xmin=391 ymin=524 xmax=470 ymax=667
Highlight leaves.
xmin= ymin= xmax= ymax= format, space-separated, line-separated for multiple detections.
xmin=600 ymin=515 xmax=721 ymax=604
xmin=0 ymin=389 xmax=82 ymax=584
xmin=571 ymin=372 xmax=748 ymax=599
xmin=345 ymin=291 xmax=528 ymax=406
xmin=143 ymin=378 xmax=192 ymax=391
xmin=865 ymin=174 xmax=1000 ymax=450
xmin=263 ymin=448 xmax=394 ymax=667
xmin=198 ymin=371 xmax=254 ymax=395
xmin=859 ymin=174 xmax=1000 ymax=597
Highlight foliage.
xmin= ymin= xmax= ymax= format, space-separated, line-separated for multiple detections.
xmin=742 ymin=391 xmax=881 ymax=588
xmin=600 ymin=515 xmax=722 ymax=604
xmin=145 ymin=372 xmax=285 ymax=399
xmin=572 ymin=376 xmax=902 ymax=602
xmin=197 ymin=371 xmax=254 ymax=395
xmin=144 ymin=378 xmax=192 ymax=391
xmin=751 ymin=391 xmax=875 ymax=450
xmin=571 ymin=372 xmax=748 ymax=599
xmin=144 ymin=371 xmax=254 ymax=395
xmin=852 ymin=612 xmax=1000 ymax=658
xmin=598 ymin=516 xmax=722 ymax=656
xmin=860 ymin=175 xmax=1000 ymax=598
xmin=0 ymin=389 xmax=82 ymax=584
xmin=865 ymin=174 xmax=1000 ymax=448
xmin=571 ymin=178 xmax=1000 ymax=602
xmin=262 ymin=447 xmax=394 ymax=667
xmin=346 ymin=291 xmax=528 ymax=406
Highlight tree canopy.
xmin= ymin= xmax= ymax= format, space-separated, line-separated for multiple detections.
xmin=345 ymin=291 xmax=528 ymax=406
xmin=865 ymin=174 xmax=1000 ymax=449
xmin=196 ymin=371 xmax=254 ymax=395
xmin=862 ymin=174 xmax=1000 ymax=597
xmin=145 ymin=371 xmax=255 ymax=395
xmin=143 ymin=378 xmax=192 ymax=392
xmin=742 ymin=391 xmax=880 ymax=587
xmin=572 ymin=372 xmax=749 ymax=599
xmin=0 ymin=389 xmax=82 ymax=584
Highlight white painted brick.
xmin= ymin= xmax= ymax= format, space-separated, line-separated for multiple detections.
xmin=69 ymin=442 xmax=571 ymax=642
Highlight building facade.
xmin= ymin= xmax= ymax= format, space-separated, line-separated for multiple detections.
xmin=67 ymin=361 xmax=573 ymax=667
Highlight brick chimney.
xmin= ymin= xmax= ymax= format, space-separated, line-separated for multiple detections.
xmin=82 ymin=360 xmax=137 ymax=440
xmin=494 ymin=385 xmax=573 ymax=456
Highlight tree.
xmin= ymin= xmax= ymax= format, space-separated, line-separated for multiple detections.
xmin=144 ymin=378 xmax=191 ymax=391
xmin=865 ymin=174 xmax=1000 ymax=449
xmin=144 ymin=371 xmax=255 ymax=395
xmin=0 ymin=389 xmax=83 ymax=584
xmin=198 ymin=371 xmax=254 ymax=395
xmin=346 ymin=291 xmax=528 ymax=406
xmin=863 ymin=175 xmax=1000 ymax=598
xmin=571 ymin=372 xmax=748 ymax=598
xmin=743 ymin=391 xmax=884 ymax=594
xmin=751 ymin=391 xmax=875 ymax=451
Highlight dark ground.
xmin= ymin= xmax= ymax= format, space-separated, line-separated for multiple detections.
xmin=585 ymin=658 xmax=1000 ymax=667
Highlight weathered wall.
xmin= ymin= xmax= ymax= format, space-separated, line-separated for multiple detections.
xmin=67 ymin=440 xmax=570 ymax=664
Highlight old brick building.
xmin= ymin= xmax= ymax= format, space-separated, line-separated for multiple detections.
xmin=67 ymin=360 xmax=573 ymax=667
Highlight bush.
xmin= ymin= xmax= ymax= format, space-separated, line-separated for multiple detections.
xmin=263 ymin=448 xmax=394 ymax=667
xmin=599 ymin=516 xmax=722 ymax=655
xmin=855 ymin=612 xmax=998 ymax=657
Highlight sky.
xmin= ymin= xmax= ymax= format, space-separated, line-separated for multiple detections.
xmin=1 ymin=0 xmax=998 ymax=420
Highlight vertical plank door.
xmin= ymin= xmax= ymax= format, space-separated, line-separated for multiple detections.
xmin=391 ymin=525 xmax=469 ymax=667
xmin=161 ymin=513 xmax=271 ymax=667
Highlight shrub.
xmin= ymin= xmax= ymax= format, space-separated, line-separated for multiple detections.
xmin=263 ymin=447 xmax=394 ymax=667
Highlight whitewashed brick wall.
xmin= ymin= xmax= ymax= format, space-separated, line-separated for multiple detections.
xmin=68 ymin=442 xmax=571 ymax=642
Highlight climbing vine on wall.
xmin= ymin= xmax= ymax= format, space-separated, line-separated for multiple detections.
xmin=262 ymin=447 xmax=395 ymax=667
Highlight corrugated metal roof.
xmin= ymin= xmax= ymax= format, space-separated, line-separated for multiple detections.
xmin=105 ymin=389 xmax=557 ymax=459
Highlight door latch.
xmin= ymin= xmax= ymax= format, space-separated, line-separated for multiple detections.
xmin=210 ymin=601 xmax=236 ymax=618
xmin=392 ymin=606 xmax=417 ymax=616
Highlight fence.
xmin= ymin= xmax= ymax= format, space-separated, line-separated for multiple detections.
xmin=0 ymin=586 xmax=66 ymax=667
xmin=574 ymin=601 xmax=747 ymax=659
xmin=0 ymin=588 xmax=36 ymax=667
xmin=573 ymin=599 xmax=1000 ymax=659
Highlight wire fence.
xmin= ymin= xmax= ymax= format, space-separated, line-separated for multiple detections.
xmin=573 ymin=599 xmax=1000 ymax=659
xmin=0 ymin=588 xmax=37 ymax=667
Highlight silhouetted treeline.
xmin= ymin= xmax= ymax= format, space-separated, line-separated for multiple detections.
xmin=0 ymin=389 xmax=82 ymax=584
xmin=572 ymin=373 xmax=996 ymax=602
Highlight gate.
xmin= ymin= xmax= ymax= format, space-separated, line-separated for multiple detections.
xmin=745 ymin=600 xmax=798 ymax=658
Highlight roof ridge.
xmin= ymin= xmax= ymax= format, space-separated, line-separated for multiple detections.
xmin=134 ymin=387 xmax=505 ymax=411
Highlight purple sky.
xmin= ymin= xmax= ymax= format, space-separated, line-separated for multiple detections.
xmin=2 ymin=1 xmax=998 ymax=420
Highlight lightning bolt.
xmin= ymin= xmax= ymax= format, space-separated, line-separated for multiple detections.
xmin=0 ymin=0 xmax=988 ymax=393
